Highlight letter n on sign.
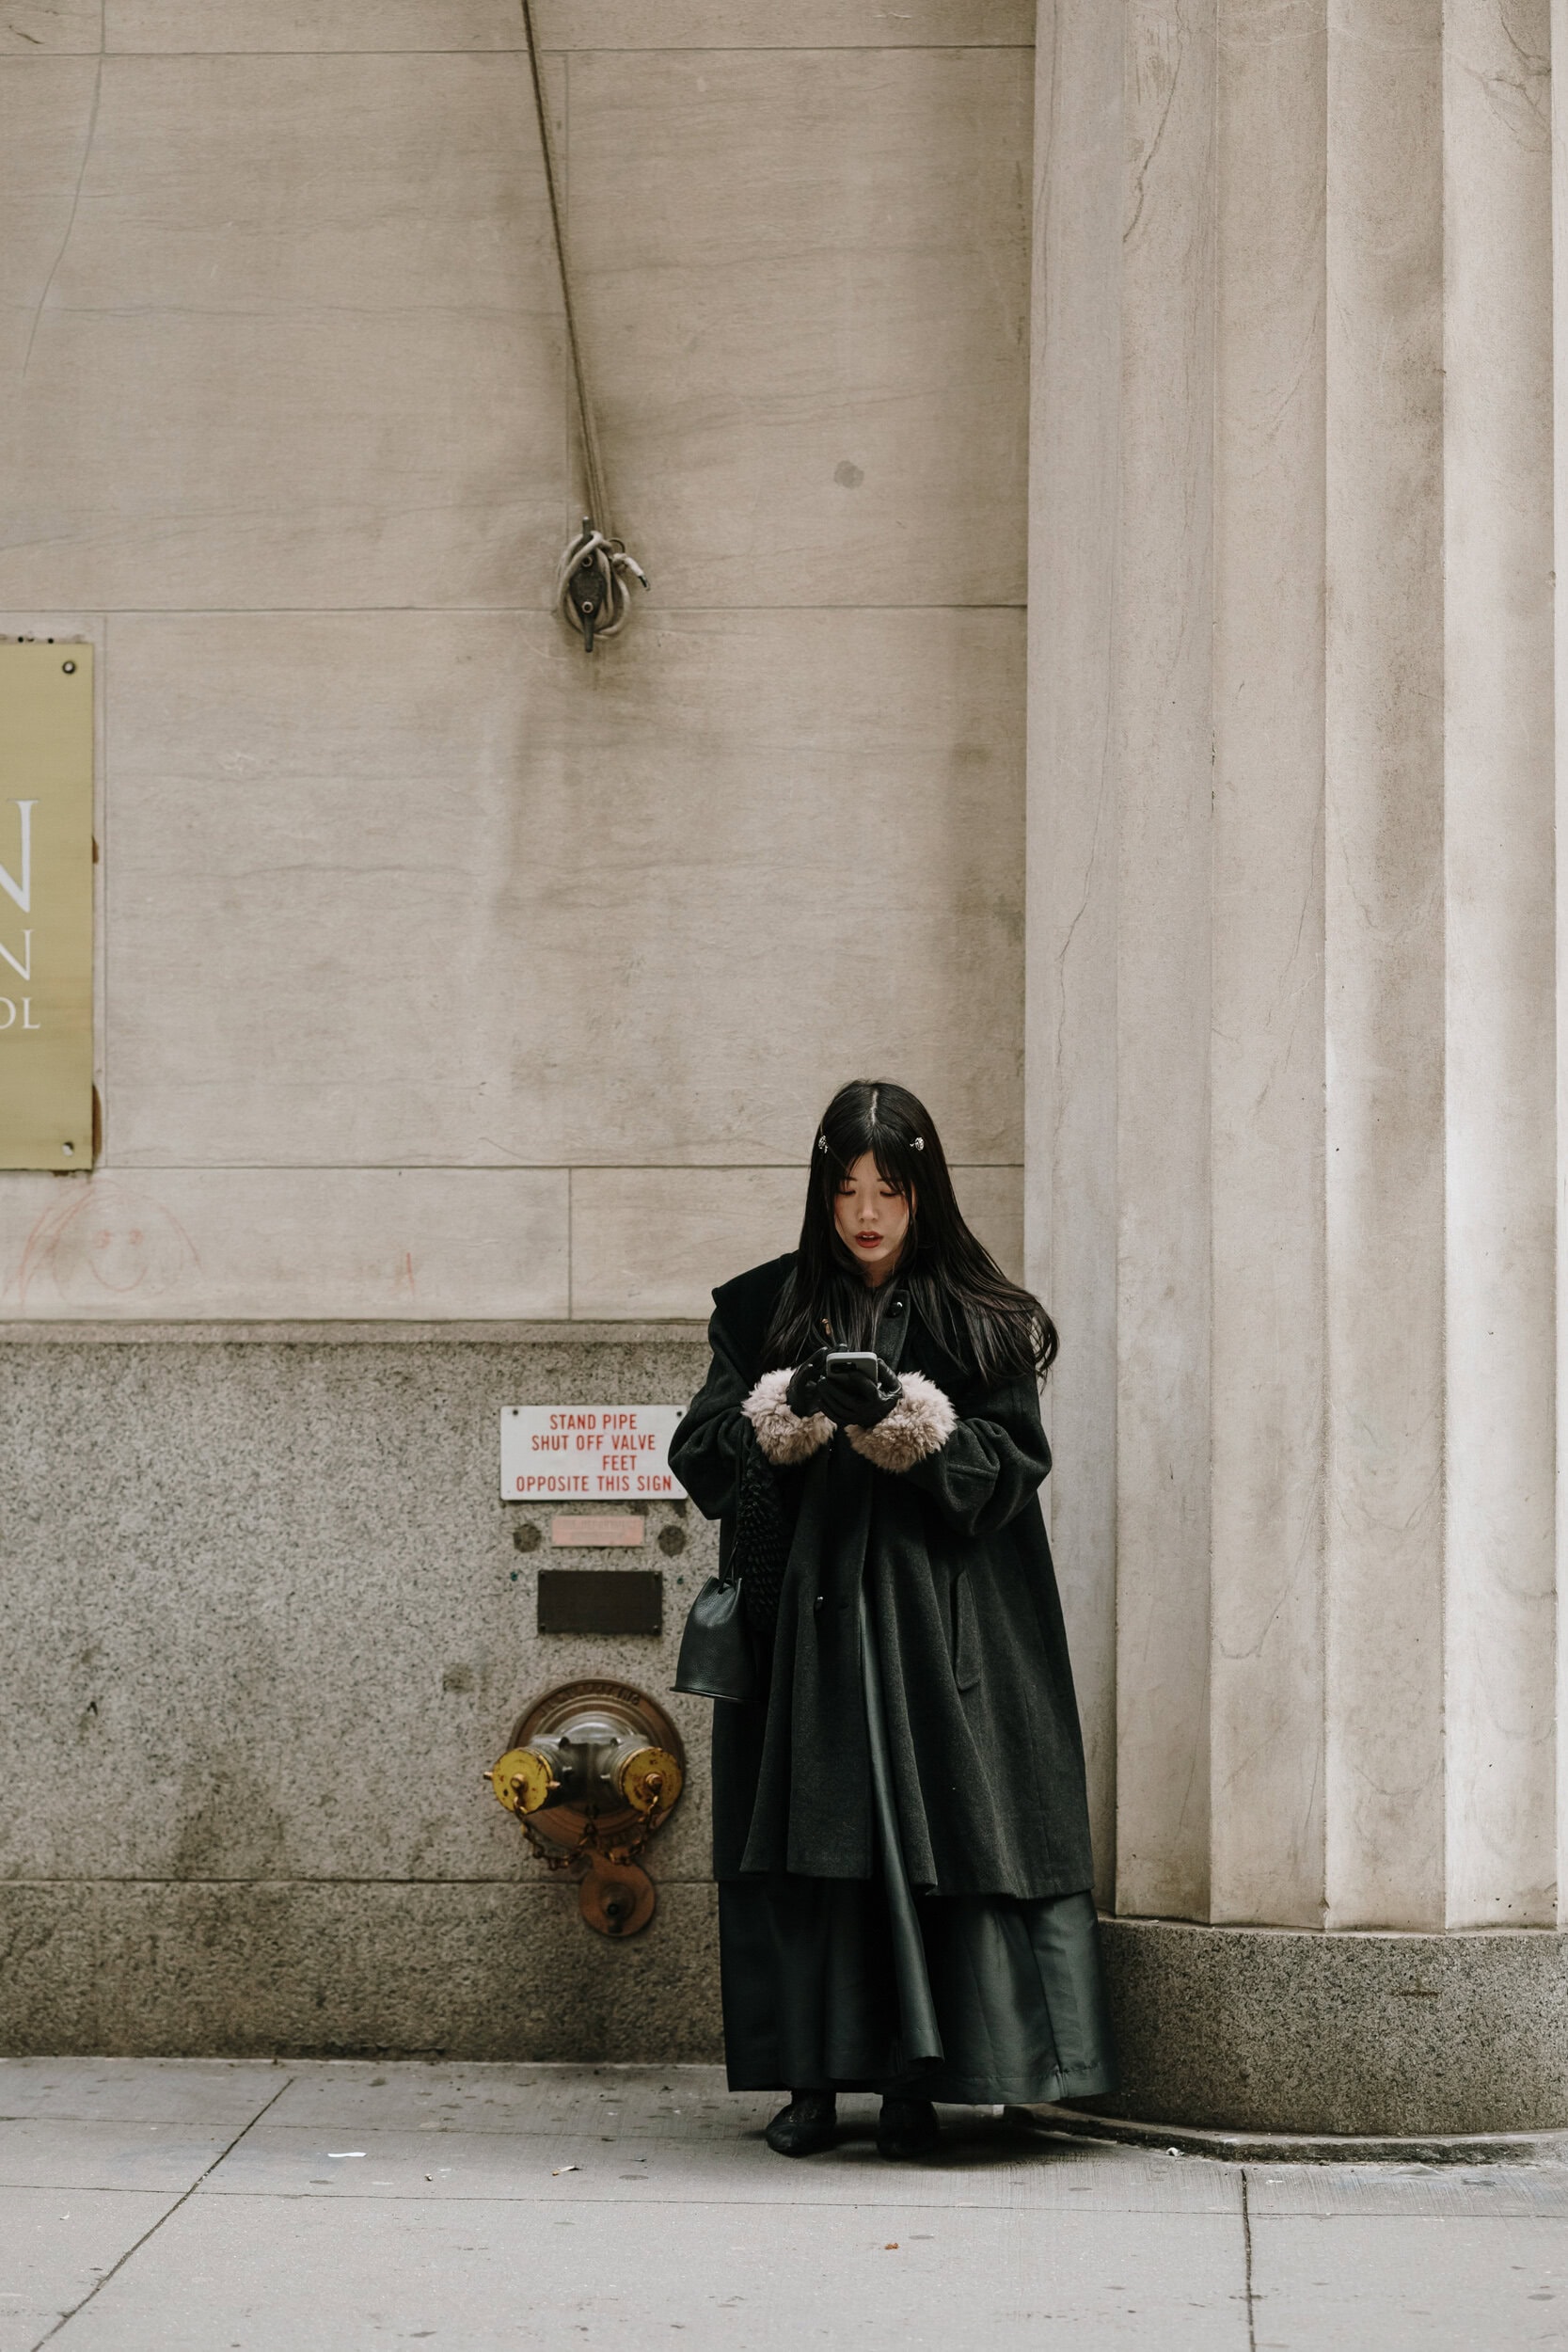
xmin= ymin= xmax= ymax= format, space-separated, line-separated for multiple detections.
xmin=0 ymin=644 xmax=93 ymax=1169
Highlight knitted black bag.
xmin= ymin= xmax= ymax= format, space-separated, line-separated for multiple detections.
xmin=673 ymin=1438 xmax=796 ymax=1702
xmin=736 ymin=1439 xmax=793 ymax=1640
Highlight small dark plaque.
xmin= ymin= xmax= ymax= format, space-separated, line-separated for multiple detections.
xmin=537 ymin=1570 xmax=663 ymax=1636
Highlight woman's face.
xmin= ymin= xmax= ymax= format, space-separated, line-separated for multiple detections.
xmin=832 ymin=1152 xmax=912 ymax=1285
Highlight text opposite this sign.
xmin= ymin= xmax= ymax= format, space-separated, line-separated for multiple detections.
xmin=500 ymin=1406 xmax=687 ymax=1502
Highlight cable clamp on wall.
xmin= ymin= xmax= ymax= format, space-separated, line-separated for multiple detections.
xmin=521 ymin=0 xmax=649 ymax=653
xmin=555 ymin=518 xmax=648 ymax=653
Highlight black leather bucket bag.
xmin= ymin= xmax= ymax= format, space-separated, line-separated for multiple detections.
xmin=673 ymin=1560 xmax=752 ymax=1702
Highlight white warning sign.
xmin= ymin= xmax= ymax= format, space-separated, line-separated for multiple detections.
xmin=499 ymin=1405 xmax=687 ymax=1501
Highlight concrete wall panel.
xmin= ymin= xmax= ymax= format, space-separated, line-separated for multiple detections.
xmin=0 ymin=1170 xmax=570 ymax=1320
xmin=571 ymin=1163 xmax=1022 ymax=1322
xmin=105 ymin=0 xmax=530 ymax=46
xmin=536 ymin=1 xmax=1036 ymax=46
xmin=106 ymin=2 xmax=1034 ymax=54
xmin=0 ymin=56 xmax=103 ymax=310
xmin=0 ymin=4 xmax=98 ymax=51
xmin=0 ymin=53 xmax=567 ymax=613
xmin=569 ymin=45 xmax=1032 ymax=609
xmin=104 ymin=608 xmax=1023 ymax=1180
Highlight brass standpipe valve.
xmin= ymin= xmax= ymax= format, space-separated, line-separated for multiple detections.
xmin=617 ymin=1743 xmax=684 ymax=1818
xmin=488 ymin=1746 xmax=559 ymax=1818
xmin=486 ymin=1680 xmax=686 ymax=1937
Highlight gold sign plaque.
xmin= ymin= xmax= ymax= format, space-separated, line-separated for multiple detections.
xmin=0 ymin=644 xmax=93 ymax=1169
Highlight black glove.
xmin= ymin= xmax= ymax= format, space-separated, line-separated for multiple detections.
xmin=816 ymin=1356 xmax=902 ymax=1429
xmin=786 ymin=1347 xmax=832 ymax=1419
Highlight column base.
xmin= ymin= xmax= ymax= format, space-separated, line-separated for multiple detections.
xmin=1085 ymin=1916 xmax=1568 ymax=2136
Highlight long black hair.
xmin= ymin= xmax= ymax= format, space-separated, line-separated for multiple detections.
xmin=762 ymin=1079 xmax=1057 ymax=1384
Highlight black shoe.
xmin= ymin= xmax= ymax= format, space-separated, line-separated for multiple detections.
xmin=764 ymin=2091 xmax=838 ymax=2157
xmin=877 ymin=2096 xmax=941 ymax=2159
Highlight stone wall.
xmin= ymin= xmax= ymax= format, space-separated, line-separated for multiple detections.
xmin=0 ymin=1 xmax=1035 ymax=2055
xmin=0 ymin=1331 xmax=723 ymax=2057
xmin=0 ymin=0 xmax=1032 ymax=1319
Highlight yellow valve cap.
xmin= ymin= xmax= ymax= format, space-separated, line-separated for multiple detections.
xmin=617 ymin=1744 xmax=683 ymax=1816
xmin=489 ymin=1746 xmax=557 ymax=1817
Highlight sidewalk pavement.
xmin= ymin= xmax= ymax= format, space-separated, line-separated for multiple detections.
xmin=0 ymin=2059 xmax=1561 ymax=2350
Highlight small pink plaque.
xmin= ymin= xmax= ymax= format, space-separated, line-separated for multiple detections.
xmin=550 ymin=1514 xmax=646 ymax=1549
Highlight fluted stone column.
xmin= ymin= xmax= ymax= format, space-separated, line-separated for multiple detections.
xmin=1025 ymin=0 xmax=1567 ymax=2134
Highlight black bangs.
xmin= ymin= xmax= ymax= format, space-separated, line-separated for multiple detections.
xmin=764 ymin=1078 xmax=1058 ymax=1385
xmin=818 ymin=1098 xmax=917 ymax=1195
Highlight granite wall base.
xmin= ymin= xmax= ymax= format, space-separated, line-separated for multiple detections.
xmin=0 ymin=1878 xmax=722 ymax=2061
xmin=1099 ymin=1916 xmax=1568 ymax=2137
xmin=8 ymin=1335 xmax=1565 ymax=2115
xmin=0 ymin=1331 xmax=721 ymax=2063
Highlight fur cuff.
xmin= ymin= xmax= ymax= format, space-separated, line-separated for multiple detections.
xmin=742 ymin=1368 xmax=834 ymax=1465
xmin=847 ymin=1371 xmax=958 ymax=1471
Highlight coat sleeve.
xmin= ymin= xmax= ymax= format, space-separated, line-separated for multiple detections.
xmin=671 ymin=1302 xmax=836 ymax=1518
xmin=847 ymin=1368 xmax=1051 ymax=1538
xmin=667 ymin=1311 xmax=755 ymax=1522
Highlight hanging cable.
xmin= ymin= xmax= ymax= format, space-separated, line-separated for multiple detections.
xmin=520 ymin=0 xmax=648 ymax=651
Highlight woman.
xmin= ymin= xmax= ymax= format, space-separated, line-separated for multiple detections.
xmin=670 ymin=1079 xmax=1117 ymax=2159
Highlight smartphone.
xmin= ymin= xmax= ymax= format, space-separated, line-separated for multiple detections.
xmin=824 ymin=1351 xmax=881 ymax=1374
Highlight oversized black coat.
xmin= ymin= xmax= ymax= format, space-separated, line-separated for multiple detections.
xmin=669 ymin=1254 xmax=1096 ymax=1899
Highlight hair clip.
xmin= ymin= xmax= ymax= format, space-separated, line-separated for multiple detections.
xmin=816 ymin=1134 xmax=828 ymax=1153
xmin=913 ymin=1136 xmax=925 ymax=1152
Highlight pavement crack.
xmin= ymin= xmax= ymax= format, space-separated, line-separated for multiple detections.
xmin=34 ymin=2072 xmax=296 ymax=2346
xmin=1241 ymin=2168 xmax=1258 ymax=2352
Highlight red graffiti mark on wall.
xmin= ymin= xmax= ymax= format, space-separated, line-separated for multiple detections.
xmin=8 ymin=1179 xmax=200 ymax=1309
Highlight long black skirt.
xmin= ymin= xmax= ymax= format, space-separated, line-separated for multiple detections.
xmin=719 ymin=1592 xmax=1118 ymax=2106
